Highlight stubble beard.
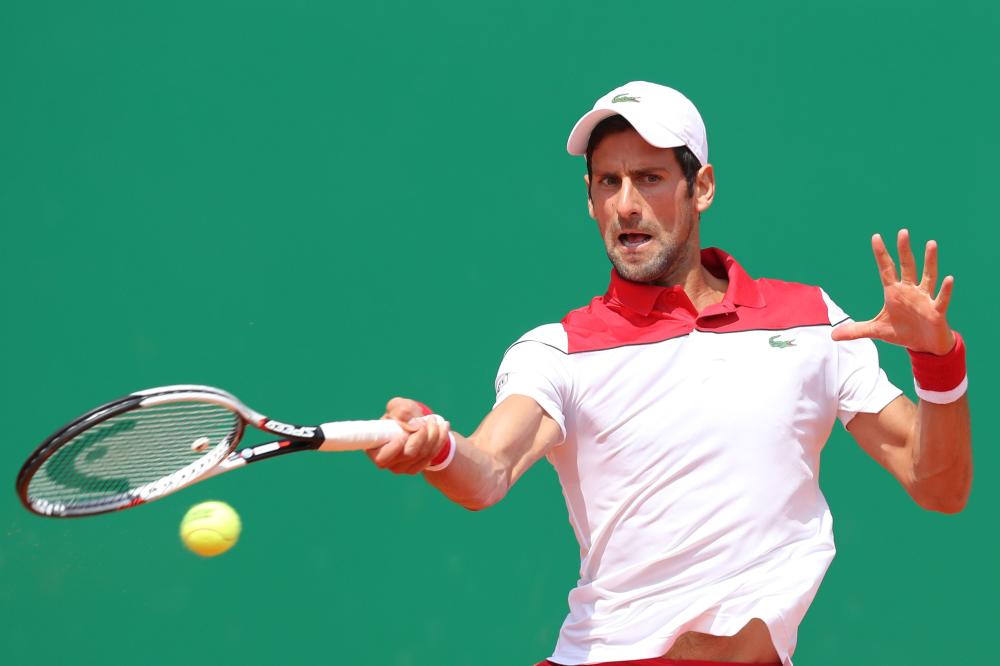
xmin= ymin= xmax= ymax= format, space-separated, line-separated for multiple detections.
xmin=607 ymin=238 xmax=684 ymax=283
xmin=606 ymin=215 xmax=695 ymax=285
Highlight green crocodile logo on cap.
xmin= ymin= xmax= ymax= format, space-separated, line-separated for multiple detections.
xmin=612 ymin=94 xmax=640 ymax=103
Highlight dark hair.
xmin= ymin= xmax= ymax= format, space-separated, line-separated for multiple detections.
xmin=585 ymin=114 xmax=701 ymax=196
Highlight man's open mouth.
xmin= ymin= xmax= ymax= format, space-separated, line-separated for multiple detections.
xmin=619 ymin=233 xmax=652 ymax=249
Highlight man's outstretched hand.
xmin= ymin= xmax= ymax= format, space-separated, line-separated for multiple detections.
xmin=832 ymin=229 xmax=956 ymax=355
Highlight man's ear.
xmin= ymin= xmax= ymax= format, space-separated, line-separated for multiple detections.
xmin=694 ymin=164 xmax=715 ymax=214
xmin=584 ymin=174 xmax=595 ymax=220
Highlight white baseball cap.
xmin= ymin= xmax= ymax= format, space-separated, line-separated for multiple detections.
xmin=566 ymin=81 xmax=708 ymax=166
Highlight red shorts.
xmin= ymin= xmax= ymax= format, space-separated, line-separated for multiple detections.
xmin=535 ymin=657 xmax=776 ymax=666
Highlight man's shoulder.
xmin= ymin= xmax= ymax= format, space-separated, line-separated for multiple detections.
xmin=755 ymin=276 xmax=826 ymax=304
xmin=753 ymin=277 xmax=844 ymax=327
xmin=505 ymin=323 xmax=569 ymax=355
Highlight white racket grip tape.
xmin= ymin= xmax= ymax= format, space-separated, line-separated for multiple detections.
xmin=316 ymin=415 xmax=445 ymax=452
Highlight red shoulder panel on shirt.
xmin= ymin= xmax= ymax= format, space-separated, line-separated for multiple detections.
xmin=562 ymin=297 xmax=693 ymax=353
xmin=698 ymin=279 xmax=831 ymax=333
xmin=562 ymin=278 xmax=832 ymax=354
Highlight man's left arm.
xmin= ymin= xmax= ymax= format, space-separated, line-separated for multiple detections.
xmin=846 ymin=394 xmax=971 ymax=513
xmin=833 ymin=229 xmax=972 ymax=514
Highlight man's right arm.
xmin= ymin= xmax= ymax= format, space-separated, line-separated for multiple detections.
xmin=367 ymin=394 xmax=564 ymax=511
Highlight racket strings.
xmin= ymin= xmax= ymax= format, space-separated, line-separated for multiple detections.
xmin=28 ymin=402 xmax=240 ymax=507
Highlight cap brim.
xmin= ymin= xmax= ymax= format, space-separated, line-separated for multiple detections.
xmin=566 ymin=108 xmax=618 ymax=155
xmin=566 ymin=106 xmax=686 ymax=156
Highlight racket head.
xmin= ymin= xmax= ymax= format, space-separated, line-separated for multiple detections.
xmin=16 ymin=385 xmax=249 ymax=518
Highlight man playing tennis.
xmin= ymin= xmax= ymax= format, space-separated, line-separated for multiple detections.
xmin=367 ymin=82 xmax=973 ymax=665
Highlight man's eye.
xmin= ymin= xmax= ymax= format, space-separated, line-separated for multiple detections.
xmin=641 ymin=174 xmax=662 ymax=184
xmin=600 ymin=176 xmax=621 ymax=186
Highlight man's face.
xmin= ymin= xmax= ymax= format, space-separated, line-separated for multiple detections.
xmin=586 ymin=129 xmax=708 ymax=285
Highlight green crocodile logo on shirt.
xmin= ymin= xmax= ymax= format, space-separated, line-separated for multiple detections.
xmin=769 ymin=335 xmax=796 ymax=348
xmin=612 ymin=94 xmax=640 ymax=103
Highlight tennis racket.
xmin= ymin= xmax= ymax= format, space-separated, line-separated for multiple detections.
xmin=16 ymin=384 xmax=430 ymax=518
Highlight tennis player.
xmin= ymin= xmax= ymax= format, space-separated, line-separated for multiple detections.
xmin=367 ymin=81 xmax=973 ymax=665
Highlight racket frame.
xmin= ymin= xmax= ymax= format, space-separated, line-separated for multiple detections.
xmin=17 ymin=385 xmax=329 ymax=518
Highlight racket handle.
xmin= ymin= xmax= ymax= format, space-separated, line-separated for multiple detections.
xmin=316 ymin=415 xmax=444 ymax=452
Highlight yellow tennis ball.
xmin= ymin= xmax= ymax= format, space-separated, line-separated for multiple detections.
xmin=180 ymin=500 xmax=241 ymax=557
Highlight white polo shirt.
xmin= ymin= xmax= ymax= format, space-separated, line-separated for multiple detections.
xmin=494 ymin=248 xmax=901 ymax=666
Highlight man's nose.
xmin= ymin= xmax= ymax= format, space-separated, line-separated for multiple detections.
xmin=615 ymin=179 xmax=642 ymax=222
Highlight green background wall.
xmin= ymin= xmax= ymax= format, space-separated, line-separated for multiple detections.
xmin=1 ymin=1 xmax=995 ymax=663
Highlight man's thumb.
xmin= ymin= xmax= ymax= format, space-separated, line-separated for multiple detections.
xmin=831 ymin=321 xmax=869 ymax=342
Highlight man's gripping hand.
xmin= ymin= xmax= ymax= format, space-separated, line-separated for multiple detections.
xmin=366 ymin=397 xmax=452 ymax=475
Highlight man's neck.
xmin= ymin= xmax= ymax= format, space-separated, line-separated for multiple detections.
xmin=652 ymin=245 xmax=729 ymax=313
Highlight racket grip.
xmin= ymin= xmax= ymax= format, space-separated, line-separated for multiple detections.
xmin=316 ymin=415 xmax=444 ymax=451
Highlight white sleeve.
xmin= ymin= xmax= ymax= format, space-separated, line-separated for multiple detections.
xmin=493 ymin=338 xmax=570 ymax=440
xmin=822 ymin=290 xmax=904 ymax=426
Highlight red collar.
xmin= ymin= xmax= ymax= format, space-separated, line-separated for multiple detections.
xmin=604 ymin=248 xmax=766 ymax=318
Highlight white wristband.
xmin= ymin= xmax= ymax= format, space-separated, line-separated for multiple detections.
xmin=914 ymin=375 xmax=969 ymax=405
xmin=425 ymin=432 xmax=456 ymax=472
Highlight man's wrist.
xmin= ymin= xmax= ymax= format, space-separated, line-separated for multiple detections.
xmin=909 ymin=331 xmax=968 ymax=404
xmin=425 ymin=432 xmax=456 ymax=471
xmin=415 ymin=401 xmax=456 ymax=471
